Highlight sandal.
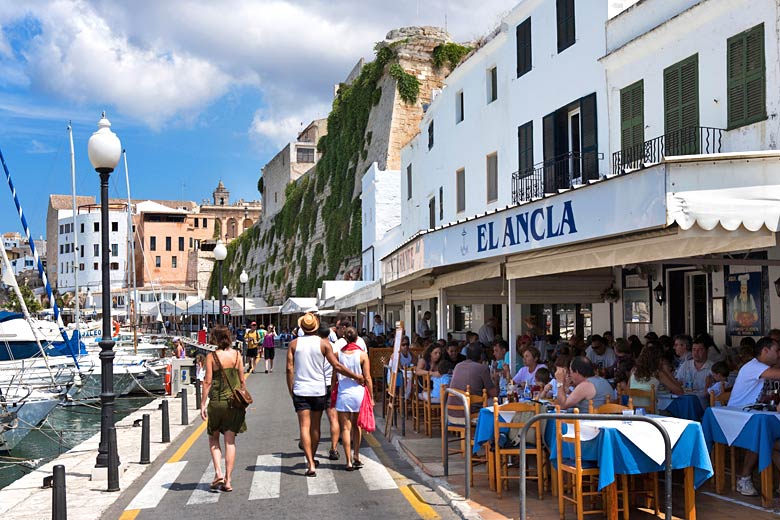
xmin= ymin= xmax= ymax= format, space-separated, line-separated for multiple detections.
xmin=345 ymin=465 xmax=355 ymax=472
xmin=353 ymin=460 xmax=363 ymax=469
xmin=209 ymin=477 xmax=224 ymax=490
xmin=305 ymin=469 xmax=316 ymax=477
xmin=220 ymin=483 xmax=233 ymax=492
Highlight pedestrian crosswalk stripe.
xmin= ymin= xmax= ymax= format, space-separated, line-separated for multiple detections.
xmin=361 ymin=448 xmax=398 ymax=490
xmin=248 ymin=453 xmax=282 ymax=500
xmin=126 ymin=461 xmax=187 ymax=510
xmin=306 ymin=451 xmax=339 ymax=496
xmin=186 ymin=461 xmax=225 ymax=505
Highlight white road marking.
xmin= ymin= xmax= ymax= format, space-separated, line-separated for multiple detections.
xmin=360 ymin=448 xmax=398 ymax=490
xmin=186 ymin=460 xmax=225 ymax=505
xmin=249 ymin=454 xmax=282 ymax=500
xmin=307 ymin=451 xmax=339 ymax=495
xmin=126 ymin=461 xmax=187 ymax=510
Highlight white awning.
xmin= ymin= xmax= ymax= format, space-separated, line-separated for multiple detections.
xmin=668 ymin=185 xmax=780 ymax=232
xmin=332 ymin=280 xmax=382 ymax=310
xmin=280 ymin=297 xmax=317 ymax=315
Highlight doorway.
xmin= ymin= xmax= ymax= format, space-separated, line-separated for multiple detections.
xmin=667 ymin=268 xmax=709 ymax=336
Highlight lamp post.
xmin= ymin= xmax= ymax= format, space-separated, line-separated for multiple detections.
xmin=214 ymin=240 xmax=227 ymax=325
xmin=87 ymin=112 xmax=121 ymax=491
xmin=240 ymin=268 xmax=248 ymax=328
xmin=222 ymin=285 xmax=229 ymax=326
xmin=173 ymin=294 xmax=177 ymax=333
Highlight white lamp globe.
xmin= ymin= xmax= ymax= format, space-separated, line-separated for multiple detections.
xmin=222 ymin=286 xmax=229 ymax=296
xmin=214 ymin=240 xmax=227 ymax=261
xmin=239 ymin=270 xmax=248 ymax=284
xmin=87 ymin=113 xmax=122 ymax=172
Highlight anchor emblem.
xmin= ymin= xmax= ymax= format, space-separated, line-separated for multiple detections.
xmin=460 ymin=229 xmax=468 ymax=256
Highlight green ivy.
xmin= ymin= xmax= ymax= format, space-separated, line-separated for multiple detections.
xmin=388 ymin=63 xmax=420 ymax=104
xmin=432 ymin=42 xmax=472 ymax=70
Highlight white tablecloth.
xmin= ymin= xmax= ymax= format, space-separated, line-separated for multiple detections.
xmin=708 ymin=406 xmax=780 ymax=444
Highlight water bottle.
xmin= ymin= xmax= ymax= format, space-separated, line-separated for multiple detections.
xmin=524 ymin=383 xmax=531 ymax=400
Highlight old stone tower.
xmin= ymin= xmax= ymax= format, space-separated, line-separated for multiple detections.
xmin=216 ymin=27 xmax=461 ymax=304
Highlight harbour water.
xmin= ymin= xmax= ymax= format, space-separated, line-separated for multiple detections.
xmin=0 ymin=396 xmax=153 ymax=489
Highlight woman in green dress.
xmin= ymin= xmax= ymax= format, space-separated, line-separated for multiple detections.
xmin=200 ymin=325 xmax=247 ymax=492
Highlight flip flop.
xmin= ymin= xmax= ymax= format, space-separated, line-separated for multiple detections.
xmin=305 ymin=469 xmax=316 ymax=477
xmin=353 ymin=460 xmax=363 ymax=469
xmin=345 ymin=465 xmax=355 ymax=472
xmin=220 ymin=483 xmax=233 ymax=492
xmin=210 ymin=477 xmax=224 ymax=490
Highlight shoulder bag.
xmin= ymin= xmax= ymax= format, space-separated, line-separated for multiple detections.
xmin=213 ymin=351 xmax=253 ymax=410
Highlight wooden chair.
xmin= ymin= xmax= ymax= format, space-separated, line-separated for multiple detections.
xmin=625 ymin=384 xmax=656 ymax=414
xmin=710 ymin=389 xmax=738 ymax=491
xmin=493 ymin=398 xmax=546 ymax=499
xmin=368 ymin=347 xmax=393 ymax=402
xmin=420 ymin=372 xmax=441 ymax=437
xmin=442 ymin=387 xmax=492 ymax=488
xmin=555 ymin=407 xmax=630 ymax=520
xmin=589 ymin=399 xmax=633 ymax=414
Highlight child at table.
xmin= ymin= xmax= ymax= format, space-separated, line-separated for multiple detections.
xmin=707 ymin=361 xmax=731 ymax=397
xmin=430 ymin=359 xmax=453 ymax=402
xmin=535 ymin=367 xmax=555 ymax=400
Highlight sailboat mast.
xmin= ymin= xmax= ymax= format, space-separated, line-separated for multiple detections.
xmin=122 ymin=150 xmax=138 ymax=354
xmin=68 ymin=123 xmax=80 ymax=327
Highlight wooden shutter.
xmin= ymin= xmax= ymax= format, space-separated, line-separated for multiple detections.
xmin=620 ymin=81 xmax=644 ymax=163
xmin=728 ymin=24 xmax=765 ymax=128
xmin=516 ymin=18 xmax=532 ymax=77
xmin=518 ymin=122 xmax=534 ymax=173
xmin=664 ymin=54 xmax=698 ymax=154
xmin=580 ymin=93 xmax=598 ymax=181
xmin=556 ymin=0 xmax=575 ymax=52
xmin=456 ymin=169 xmax=466 ymax=213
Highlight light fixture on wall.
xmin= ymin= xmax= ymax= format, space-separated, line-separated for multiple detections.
xmin=774 ymin=276 xmax=780 ymax=297
xmin=653 ymin=282 xmax=665 ymax=305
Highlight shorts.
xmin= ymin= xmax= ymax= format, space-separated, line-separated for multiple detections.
xmin=293 ymin=394 xmax=328 ymax=413
xmin=263 ymin=347 xmax=275 ymax=360
xmin=325 ymin=385 xmax=333 ymax=409
xmin=247 ymin=348 xmax=258 ymax=358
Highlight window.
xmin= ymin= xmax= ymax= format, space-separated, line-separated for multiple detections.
xmin=80 ymin=245 xmax=84 ymax=258
xmin=439 ymin=187 xmax=444 ymax=220
xmin=518 ymin=121 xmax=534 ymax=174
xmin=427 ymin=121 xmax=434 ymax=150
xmin=59 ymin=225 xmax=63 ymax=235
xmin=150 ymin=236 xmax=156 ymax=251
xmin=455 ymin=91 xmax=464 ymax=123
xmin=556 ymin=0 xmax=575 ymax=53
xmin=428 ymin=197 xmax=436 ymax=229
xmin=727 ymin=23 xmax=766 ymax=129
xmin=155 ymin=256 xmax=161 ymax=268
xmin=296 ymin=147 xmax=315 ymax=163
xmin=111 ymin=244 xmax=118 ymax=257
xmin=456 ymin=168 xmax=466 ymax=213
xmin=189 ymin=237 xmax=193 ymax=248
xmin=620 ymin=80 xmax=644 ymax=163
xmin=453 ymin=305 xmax=473 ymax=331
xmin=202 ymin=218 xmax=207 ymax=228
xmin=487 ymin=66 xmax=498 ymax=103
xmin=406 ymin=164 xmax=413 ymax=200
xmin=486 ymin=153 xmax=498 ymax=203
xmin=178 ymin=237 xmax=184 ymax=251
xmin=94 ymin=222 xmax=99 ymax=232
xmin=664 ymin=54 xmax=699 ymax=154
xmin=59 ymin=245 xmax=63 ymax=254
xmin=93 ymin=262 xmax=99 ymax=271
xmin=110 ymin=262 xmax=119 ymax=271
xmin=111 ymin=222 xmax=118 ymax=232
xmin=165 ymin=237 xmax=171 ymax=251
xmin=517 ymin=17 xmax=532 ymax=77
xmin=79 ymin=263 xmax=84 ymax=271
xmin=172 ymin=256 xmax=178 ymax=268
xmin=80 ymin=223 xmax=84 ymax=233
xmin=93 ymin=244 xmax=100 ymax=257
xmin=194 ymin=218 xmax=199 ymax=228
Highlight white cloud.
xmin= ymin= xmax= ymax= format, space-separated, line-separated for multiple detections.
xmin=27 ymin=139 xmax=54 ymax=154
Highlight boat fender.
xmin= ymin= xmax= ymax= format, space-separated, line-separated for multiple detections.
xmin=164 ymin=364 xmax=172 ymax=395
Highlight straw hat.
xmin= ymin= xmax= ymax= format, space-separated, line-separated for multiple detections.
xmin=298 ymin=312 xmax=320 ymax=334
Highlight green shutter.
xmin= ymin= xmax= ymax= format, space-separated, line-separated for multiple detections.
xmin=556 ymin=0 xmax=575 ymax=52
xmin=517 ymin=18 xmax=532 ymax=77
xmin=728 ymin=24 xmax=766 ymax=129
xmin=664 ymin=54 xmax=698 ymax=155
xmin=621 ymin=81 xmax=644 ymax=164
xmin=518 ymin=121 xmax=534 ymax=173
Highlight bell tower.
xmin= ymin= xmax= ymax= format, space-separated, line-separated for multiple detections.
xmin=213 ymin=180 xmax=230 ymax=206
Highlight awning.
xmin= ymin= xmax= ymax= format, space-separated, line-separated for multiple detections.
xmin=333 ymin=280 xmax=382 ymax=311
xmin=668 ymin=185 xmax=780 ymax=231
xmin=254 ymin=306 xmax=281 ymax=315
xmin=184 ymin=300 xmax=222 ymax=315
xmin=224 ymin=296 xmax=270 ymax=313
xmin=280 ymin=297 xmax=318 ymax=314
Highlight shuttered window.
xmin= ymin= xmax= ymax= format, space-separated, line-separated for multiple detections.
xmin=516 ymin=17 xmax=532 ymax=77
xmin=556 ymin=0 xmax=575 ymax=53
xmin=727 ymin=23 xmax=766 ymax=129
xmin=664 ymin=54 xmax=699 ymax=155
xmin=486 ymin=153 xmax=498 ymax=203
xmin=518 ymin=121 xmax=534 ymax=174
xmin=620 ymin=80 xmax=644 ymax=163
xmin=456 ymin=169 xmax=466 ymax=213
xmin=580 ymin=93 xmax=598 ymax=181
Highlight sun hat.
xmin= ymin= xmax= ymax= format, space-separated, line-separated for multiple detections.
xmin=251 ymin=321 xmax=257 ymax=326
xmin=298 ymin=313 xmax=320 ymax=334
xmin=172 ymin=336 xmax=181 ymax=342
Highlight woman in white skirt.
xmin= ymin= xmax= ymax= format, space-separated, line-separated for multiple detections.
xmin=333 ymin=327 xmax=373 ymax=470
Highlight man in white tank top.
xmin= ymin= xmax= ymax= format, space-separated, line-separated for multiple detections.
xmin=286 ymin=313 xmax=364 ymax=477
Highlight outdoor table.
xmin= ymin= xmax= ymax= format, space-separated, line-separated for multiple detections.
xmin=547 ymin=415 xmax=712 ymax=520
xmin=657 ymin=391 xmax=706 ymax=422
xmin=472 ymin=400 xmax=553 ymax=454
xmin=701 ymin=406 xmax=780 ymax=507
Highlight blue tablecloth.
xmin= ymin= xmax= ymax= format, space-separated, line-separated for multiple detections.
xmin=546 ymin=418 xmax=713 ymax=491
xmin=473 ymin=406 xmax=508 ymax=453
xmin=663 ymin=394 xmax=705 ymax=422
xmin=701 ymin=407 xmax=780 ymax=473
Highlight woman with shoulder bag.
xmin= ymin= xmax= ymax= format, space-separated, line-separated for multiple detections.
xmin=200 ymin=325 xmax=247 ymax=493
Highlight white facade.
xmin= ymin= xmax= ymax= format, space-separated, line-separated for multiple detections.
xmin=361 ymin=162 xmax=402 ymax=282
xmin=400 ymin=0 xmax=610 ymax=241
xmin=56 ymin=207 xmax=129 ymax=293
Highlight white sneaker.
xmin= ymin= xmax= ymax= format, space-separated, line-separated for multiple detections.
xmin=737 ymin=476 xmax=759 ymax=496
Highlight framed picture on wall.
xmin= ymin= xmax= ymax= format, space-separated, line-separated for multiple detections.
xmin=623 ymin=287 xmax=652 ymax=323
xmin=726 ymin=271 xmax=763 ymax=336
xmin=712 ymin=297 xmax=725 ymax=325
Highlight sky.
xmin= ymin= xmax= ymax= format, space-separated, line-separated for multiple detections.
xmin=0 ymin=0 xmax=518 ymax=239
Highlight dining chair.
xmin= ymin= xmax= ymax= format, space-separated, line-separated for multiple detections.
xmin=555 ymin=406 xmax=629 ymax=520
xmin=420 ymin=372 xmax=441 ymax=437
xmin=710 ymin=389 xmax=738 ymax=491
xmin=589 ymin=399 xmax=633 ymax=414
xmin=625 ymin=384 xmax=656 ymax=414
xmin=443 ymin=385 xmax=487 ymax=457
xmin=493 ymin=398 xmax=545 ymax=499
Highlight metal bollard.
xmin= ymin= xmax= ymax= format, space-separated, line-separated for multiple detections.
xmin=52 ymin=464 xmax=66 ymax=520
xmin=181 ymin=388 xmax=189 ymax=425
xmin=195 ymin=381 xmax=202 ymax=410
xmin=400 ymin=374 xmax=406 ymax=436
xmin=140 ymin=414 xmax=150 ymax=464
xmin=107 ymin=427 xmax=120 ymax=492
xmin=162 ymin=400 xmax=171 ymax=443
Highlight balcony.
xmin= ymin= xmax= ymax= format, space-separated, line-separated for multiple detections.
xmin=511 ymin=151 xmax=605 ymax=204
xmin=612 ymin=126 xmax=724 ymax=175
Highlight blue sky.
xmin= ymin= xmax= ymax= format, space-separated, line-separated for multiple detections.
xmin=0 ymin=0 xmax=517 ymax=238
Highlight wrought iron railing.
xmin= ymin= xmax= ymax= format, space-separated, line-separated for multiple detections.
xmin=511 ymin=151 xmax=604 ymax=204
xmin=612 ymin=126 xmax=724 ymax=174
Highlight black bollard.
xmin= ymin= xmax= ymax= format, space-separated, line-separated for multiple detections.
xmin=162 ymin=400 xmax=170 ymax=443
xmin=107 ymin=428 xmax=119 ymax=492
xmin=52 ymin=464 xmax=66 ymax=520
xmin=140 ymin=414 xmax=150 ymax=465
xmin=195 ymin=381 xmax=202 ymax=410
xmin=181 ymin=388 xmax=189 ymax=425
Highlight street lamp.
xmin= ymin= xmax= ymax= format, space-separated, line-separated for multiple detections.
xmin=222 ymin=285 xmax=229 ymax=326
xmin=240 ymin=268 xmax=248 ymax=328
xmin=214 ymin=240 xmax=227 ymax=325
xmin=87 ymin=112 xmax=121 ymax=491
